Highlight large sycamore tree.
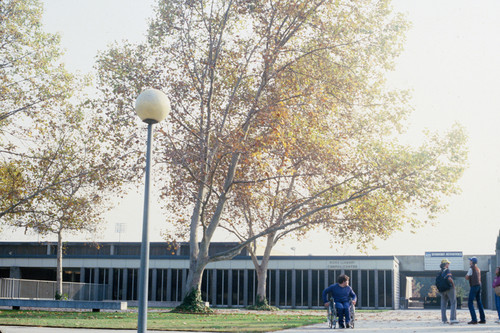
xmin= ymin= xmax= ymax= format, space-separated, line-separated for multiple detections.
xmin=95 ymin=0 xmax=467 ymax=311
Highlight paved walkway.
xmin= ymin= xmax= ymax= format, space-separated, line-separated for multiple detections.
xmin=1 ymin=309 xmax=499 ymax=332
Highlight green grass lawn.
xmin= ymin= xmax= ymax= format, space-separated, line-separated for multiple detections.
xmin=0 ymin=309 xmax=326 ymax=332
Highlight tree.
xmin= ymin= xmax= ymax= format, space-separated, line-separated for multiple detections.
xmin=0 ymin=0 xmax=129 ymax=297
xmin=2 ymin=101 xmax=124 ymax=297
xmin=0 ymin=0 xmax=72 ymax=124
xmin=0 ymin=0 xmax=74 ymax=218
xmin=221 ymin=114 xmax=466 ymax=307
xmin=95 ymin=0 xmax=467 ymax=311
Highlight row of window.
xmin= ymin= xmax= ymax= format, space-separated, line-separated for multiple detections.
xmin=80 ymin=267 xmax=393 ymax=308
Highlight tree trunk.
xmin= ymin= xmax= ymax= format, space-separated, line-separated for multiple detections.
xmin=255 ymin=259 xmax=270 ymax=304
xmin=56 ymin=231 xmax=63 ymax=299
xmin=250 ymin=232 xmax=275 ymax=307
xmin=184 ymin=259 xmax=206 ymax=297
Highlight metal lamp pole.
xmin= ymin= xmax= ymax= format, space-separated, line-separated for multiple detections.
xmin=135 ymin=89 xmax=170 ymax=333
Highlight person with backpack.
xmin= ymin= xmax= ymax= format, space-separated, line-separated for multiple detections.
xmin=436 ymin=259 xmax=458 ymax=324
xmin=465 ymin=256 xmax=486 ymax=324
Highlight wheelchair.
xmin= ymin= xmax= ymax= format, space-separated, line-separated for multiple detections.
xmin=327 ymin=298 xmax=355 ymax=329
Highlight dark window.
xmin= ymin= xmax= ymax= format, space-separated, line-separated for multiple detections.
xmin=350 ymin=270 xmax=358 ymax=296
xmin=201 ymin=269 xmax=212 ymax=304
xmin=368 ymin=270 xmax=376 ymax=307
xmin=126 ymin=269 xmax=138 ymax=301
xmin=248 ymin=270 xmax=256 ymax=305
xmin=279 ymin=270 xmax=292 ymax=306
xmin=378 ymin=270 xmax=385 ymax=308
xmin=21 ymin=267 xmax=55 ymax=281
xmin=361 ymin=270 xmax=368 ymax=308
xmin=216 ymin=269 xmax=228 ymax=306
xmin=171 ymin=269 xmax=183 ymax=302
xmin=155 ymin=269 xmax=165 ymax=302
xmin=311 ymin=270 xmax=325 ymax=307
xmin=266 ymin=270 xmax=276 ymax=306
xmin=112 ymin=268 xmax=123 ymax=300
xmin=0 ymin=268 xmax=10 ymax=278
xmin=327 ymin=270 xmax=338 ymax=287
xmin=385 ymin=271 xmax=393 ymax=308
xmin=115 ymin=244 xmax=140 ymax=256
xmin=295 ymin=270 xmax=304 ymax=306
xmin=231 ymin=269 xmax=244 ymax=306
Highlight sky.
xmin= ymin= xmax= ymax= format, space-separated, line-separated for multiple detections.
xmin=3 ymin=0 xmax=499 ymax=256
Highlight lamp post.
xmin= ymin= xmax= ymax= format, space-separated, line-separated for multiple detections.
xmin=135 ymin=88 xmax=170 ymax=333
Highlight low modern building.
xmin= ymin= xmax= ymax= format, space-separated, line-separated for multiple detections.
xmin=0 ymin=239 xmax=498 ymax=310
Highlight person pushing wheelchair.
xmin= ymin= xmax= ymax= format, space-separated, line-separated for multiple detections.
xmin=322 ymin=274 xmax=357 ymax=329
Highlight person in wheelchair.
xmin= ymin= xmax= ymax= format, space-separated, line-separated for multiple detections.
xmin=322 ymin=274 xmax=357 ymax=328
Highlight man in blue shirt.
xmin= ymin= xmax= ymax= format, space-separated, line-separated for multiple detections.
xmin=322 ymin=274 xmax=357 ymax=328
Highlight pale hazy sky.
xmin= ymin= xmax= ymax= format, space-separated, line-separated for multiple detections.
xmin=4 ymin=0 xmax=499 ymax=256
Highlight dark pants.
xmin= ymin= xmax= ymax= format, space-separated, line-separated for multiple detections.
xmin=336 ymin=301 xmax=351 ymax=325
xmin=468 ymin=285 xmax=485 ymax=322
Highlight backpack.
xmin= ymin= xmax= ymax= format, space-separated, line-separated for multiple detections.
xmin=435 ymin=270 xmax=451 ymax=292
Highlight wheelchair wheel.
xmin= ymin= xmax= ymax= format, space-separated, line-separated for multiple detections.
xmin=349 ymin=302 xmax=355 ymax=329
xmin=327 ymin=301 xmax=337 ymax=329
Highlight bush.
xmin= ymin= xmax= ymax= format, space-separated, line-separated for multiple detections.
xmin=55 ymin=293 xmax=68 ymax=300
xmin=171 ymin=288 xmax=213 ymax=314
xmin=247 ymin=298 xmax=279 ymax=311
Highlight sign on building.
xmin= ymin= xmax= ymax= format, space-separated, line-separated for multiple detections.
xmin=327 ymin=260 xmax=360 ymax=270
xmin=424 ymin=251 xmax=463 ymax=271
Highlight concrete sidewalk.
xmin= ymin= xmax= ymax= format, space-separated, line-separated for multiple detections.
xmin=1 ymin=309 xmax=500 ymax=332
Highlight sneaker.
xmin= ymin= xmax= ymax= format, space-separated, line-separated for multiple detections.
xmin=450 ymin=320 xmax=459 ymax=324
xmin=478 ymin=320 xmax=486 ymax=324
xmin=442 ymin=321 xmax=448 ymax=324
xmin=495 ymin=320 xmax=500 ymax=323
xmin=345 ymin=322 xmax=350 ymax=328
xmin=468 ymin=321 xmax=478 ymax=325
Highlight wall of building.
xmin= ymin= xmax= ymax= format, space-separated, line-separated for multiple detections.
xmin=0 ymin=241 xmax=497 ymax=310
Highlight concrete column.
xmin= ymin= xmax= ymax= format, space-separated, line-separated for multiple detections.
xmin=275 ymin=270 xmax=280 ymax=307
xmin=181 ymin=269 xmax=187 ymax=299
xmin=9 ymin=267 xmax=21 ymax=279
xmin=151 ymin=269 xmax=157 ymax=301
xmin=228 ymin=269 xmax=233 ymax=307
xmin=374 ymin=270 xmax=379 ymax=309
xmin=122 ymin=268 xmax=128 ymax=300
xmin=307 ymin=269 xmax=312 ymax=308
xmin=93 ymin=268 xmax=99 ymax=284
xmin=243 ymin=270 xmax=248 ymax=306
xmin=357 ymin=270 xmax=362 ymax=308
xmin=166 ymin=269 xmax=172 ymax=301
xmin=291 ymin=269 xmax=296 ymax=308
xmin=485 ymin=260 xmax=492 ymax=309
xmin=80 ymin=267 xmax=85 ymax=283
xmin=211 ymin=269 xmax=217 ymax=306
xmin=107 ymin=268 xmax=114 ymax=300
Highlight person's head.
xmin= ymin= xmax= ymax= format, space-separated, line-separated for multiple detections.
xmin=496 ymin=266 xmax=500 ymax=277
xmin=337 ymin=274 xmax=350 ymax=286
xmin=440 ymin=259 xmax=450 ymax=269
xmin=469 ymin=257 xmax=478 ymax=266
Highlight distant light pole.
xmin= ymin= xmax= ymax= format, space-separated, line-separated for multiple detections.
xmin=135 ymin=88 xmax=170 ymax=333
